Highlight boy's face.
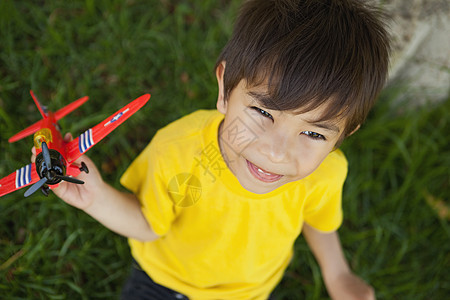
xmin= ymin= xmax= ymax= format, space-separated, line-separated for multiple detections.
xmin=216 ymin=64 xmax=347 ymax=194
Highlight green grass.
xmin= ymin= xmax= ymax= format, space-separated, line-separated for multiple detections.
xmin=0 ymin=1 xmax=448 ymax=299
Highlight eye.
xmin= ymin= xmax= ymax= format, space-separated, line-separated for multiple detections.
xmin=251 ymin=106 xmax=273 ymax=120
xmin=302 ymin=131 xmax=326 ymax=141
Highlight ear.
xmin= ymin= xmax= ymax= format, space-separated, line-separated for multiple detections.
xmin=347 ymin=124 xmax=361 ymax=136
xmin=216 ymin=61 xmax=227 ymax=114
xmin=333 ymin=124 xmax=361 ymax=150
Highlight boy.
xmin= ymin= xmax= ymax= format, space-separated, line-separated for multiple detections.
xmin=42 ymin=0 xmax=390 ymax=299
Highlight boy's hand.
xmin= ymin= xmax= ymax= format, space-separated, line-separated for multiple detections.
xmin=302 ymin=224 xmax=375 ymax=300
xmin=326 ymin=271 xmax=375 ymax=300
xmin=31 ymin=133 xmax=105 ymax=210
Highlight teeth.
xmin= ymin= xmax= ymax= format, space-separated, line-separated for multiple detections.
xmin=257 ymin=167 xmax=273 ymax=176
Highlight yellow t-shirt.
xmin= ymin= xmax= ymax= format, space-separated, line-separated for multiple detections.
xmin=120 ymin=110 xmax=347 ymax=300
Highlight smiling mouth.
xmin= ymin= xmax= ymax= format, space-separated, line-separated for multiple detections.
xmin=246 ymin=160 xmax=283 ymax=183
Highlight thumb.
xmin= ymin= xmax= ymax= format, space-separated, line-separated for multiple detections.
xmin=64 ymin=132 xmax=74 ymax=142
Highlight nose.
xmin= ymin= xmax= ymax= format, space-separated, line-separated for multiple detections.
xmin=258 ymin=129 xmax=290 ymax=163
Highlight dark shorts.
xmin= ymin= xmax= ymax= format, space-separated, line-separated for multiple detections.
xmin=121 ymin=260 xmax=277 ymax=300
xmin=121 ymin=261 xmax=189 ymax=300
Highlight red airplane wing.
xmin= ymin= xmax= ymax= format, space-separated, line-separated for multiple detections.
xmin=0 ymin=163 xmax=40 ymax=197
xmin=8 ymin=119 xmax=45 ymax=143
xmin=66 ymin=94 xmax=150 ymax=163
xmin=55 ymin=96 xmax=89 ymax=121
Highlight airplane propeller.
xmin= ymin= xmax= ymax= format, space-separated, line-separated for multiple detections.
xmin=42 ymin=141 xmax=52 ymax=170
xmin=24 ymin=177 xmax=48 ymax=197
xmin=24 ymin=141 xmax=84 ymax=197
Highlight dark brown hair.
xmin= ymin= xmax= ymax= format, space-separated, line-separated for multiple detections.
xmin=216 ymin=0 xmax=391 ymax=139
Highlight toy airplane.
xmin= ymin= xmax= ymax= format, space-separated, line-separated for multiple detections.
xmin=0 ymin=90 xmax=150 ymax=198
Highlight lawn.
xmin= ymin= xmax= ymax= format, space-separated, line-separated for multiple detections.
xmin=0 ymin=1 xmax=448 ymax=299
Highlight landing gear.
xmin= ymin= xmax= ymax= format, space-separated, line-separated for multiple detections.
xmin=41 ymin=185 xmax=50 ymax=197
xmin=79 ymin=161 xmax=89 ymax=174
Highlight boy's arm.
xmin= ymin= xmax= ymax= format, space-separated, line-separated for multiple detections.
xmin=302 ymin=223 xmax=375 ymax=300
xmin=31 ymin=136 xmax=158 ymax=242
xmin=53 ymin=154 xmax=159 ymax=242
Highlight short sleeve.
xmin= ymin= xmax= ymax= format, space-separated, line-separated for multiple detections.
xmin=120 ymin=139 xmax=176 ymax=236
xmin=303 ymin=149 xmax=348 ymax=232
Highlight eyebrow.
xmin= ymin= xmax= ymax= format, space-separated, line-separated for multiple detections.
xmin=304 ymin=120 xmax=341 ymax=133
xmin=247 ymin=91 xmax=281 ymax=110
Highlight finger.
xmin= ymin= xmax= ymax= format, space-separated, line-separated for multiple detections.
xmin=31 ymin=146 xmax=36 ymax=163
xmin=64 ymin=132 xmax=74 ymax=142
